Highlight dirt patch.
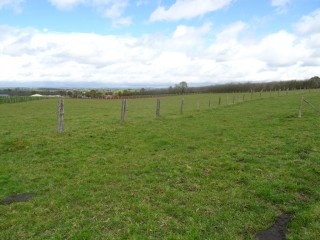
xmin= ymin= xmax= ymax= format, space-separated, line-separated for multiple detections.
xmin=1 ymin=193 xmax=35 ymax=205
xmin=297 ymin=193 xmax=309 ymax=202
xmin=202 ymin=168 xmax=212 ymax=174
xmin=256 ymin=214 xmax=292 ymax=240
xmin=235 ymin=158 xmax=245 ymax=163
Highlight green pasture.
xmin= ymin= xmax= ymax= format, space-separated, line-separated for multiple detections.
xmin=0 ymin=91 xmax=319 ymax=239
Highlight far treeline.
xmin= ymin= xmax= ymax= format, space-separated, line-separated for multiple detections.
xmin=133 ymin=76 xmax=320 ymax=96
xmin=0 ymin=76 xmax=319 ymax=98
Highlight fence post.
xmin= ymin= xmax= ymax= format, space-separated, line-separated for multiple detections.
xmin=209 ymin=98 xmax=211 ymax=109
xmin=156 ymin=98 xmax=160 ymax=117
xmin=197 ymin=100 xmax=200 ymax=111
xmin=298 ymin=96 xmax=303 ymax=118
xmin=121 ymin=99 xmax=127 ymax=123
xmin=218 ymin=96 xmax=221 ymax=105
xmin=180 ymin=98 xmax=184 ymax=114
xmin=57 ymin=98 xmax=64 ymax=133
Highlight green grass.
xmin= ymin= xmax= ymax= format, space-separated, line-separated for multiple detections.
xmin=0 ymin=91 xmax=320 ymax=239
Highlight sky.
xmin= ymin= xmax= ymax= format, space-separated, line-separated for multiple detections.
xmin=0 ymin=0 xmax=319 ymax=88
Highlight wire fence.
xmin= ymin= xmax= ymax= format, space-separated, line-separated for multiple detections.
xmin=0 ymin=96 xmax=45 ymax=104
xmin=298 ymin=96 xmax=320 ymax=118
xmin=53 ymin=88 xmax=319 ymax=133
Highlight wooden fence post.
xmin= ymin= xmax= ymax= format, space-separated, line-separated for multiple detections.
xmin=218 ymin=97 xmax=221 ymax=105
xmin=197 ymin=101 xmax=200 ymax=111
xmin=209 ymin=98 xmax=211 ymax=109
xmin=121 ymin=99 xmax=127 ymax=123
xmin=298 ymin=96 xmax=303 ymax=118
xmin=180 ymin=98 xmax=184 ymax=114
xmin=57 ymin=98 xmax=64 ymax=133
xmin=156 ymin=98 xmax=160 ymax=117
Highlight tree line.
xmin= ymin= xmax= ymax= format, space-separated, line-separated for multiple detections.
xmin=1 ymin=76 xmax=319 ymax=98
xmin=131 ymin=76 xmax=320 ymax=96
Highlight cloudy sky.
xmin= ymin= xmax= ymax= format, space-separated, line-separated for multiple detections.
xmin=0 ymin=0 xmax=319 ymax=88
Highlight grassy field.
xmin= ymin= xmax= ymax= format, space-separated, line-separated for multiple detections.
xmin=0 ymin=91 xmax=320 ymax=239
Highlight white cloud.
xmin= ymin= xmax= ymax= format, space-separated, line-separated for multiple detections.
xmin=173 ymin=23 xmax=211 ymax=38
xmin=271 ymin=0 xmax=290 ymax=7
xmin=167 ymin=23 xmax=212 ymax=53
xmin=0 ymin=0 xmax=24 ymax=12
xmin=150 ymin=0 xmax=232 ymax=22
xmin=253 ymin=31 xmax=311 ymax=67
xmin=101 ymin=0 xmax=132 ymax=26
xmin=49 ymin=0 xmax=131 ymax=26
xmin=294 ymin=9 xmax=320 ymax=35
xmin=215 ymin=21 xmax=247 ymax=42
xmin=48 ymin=0 xmax=83 ymax=10
xmin=208 ymin=21 xmax=247 ymax=61
xmin=136 ymin=0 xmax=149 ymax=6
xmin=0 ymin=20 xmax=319 ymax=87
xmin=271 ymin=0 xmax=291 ymax=13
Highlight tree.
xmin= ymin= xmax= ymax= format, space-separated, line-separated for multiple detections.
xmin=67 ymin=91 xmax=73 ymax=97
xmin=85 ymin=89 xmax=97 ymax=98
xmin=140 ymin=88 xmax=145 ymax=94
xmin=175 ymin=81 xmax=188 ymax=94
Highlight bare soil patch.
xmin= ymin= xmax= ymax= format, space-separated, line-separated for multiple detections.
xmin=1 ymin=193 xmax=35 ymax=205
xmin=256 ymin=214 xmax=292 ymax=240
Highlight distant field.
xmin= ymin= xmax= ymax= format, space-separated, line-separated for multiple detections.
xmin=0 ymin=91 xmax=319 ymax=239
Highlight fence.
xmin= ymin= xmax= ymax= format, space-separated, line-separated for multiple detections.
xmin=298 ymin=96 xmax=320 ymax=118
xmin=0 ymin=96 xmax=45 ymax=104
xmin=54 ymin=88 xmax=319 ymax=133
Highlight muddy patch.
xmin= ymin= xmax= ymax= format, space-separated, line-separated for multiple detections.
xmin=256 ymin=214 xmax=292 ymax=240
xmin=1 ymin=193 xmax=35 ymax=205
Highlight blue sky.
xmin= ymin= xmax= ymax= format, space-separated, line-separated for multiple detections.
xmin=0 ymin=0 xmax=319 ymax=88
